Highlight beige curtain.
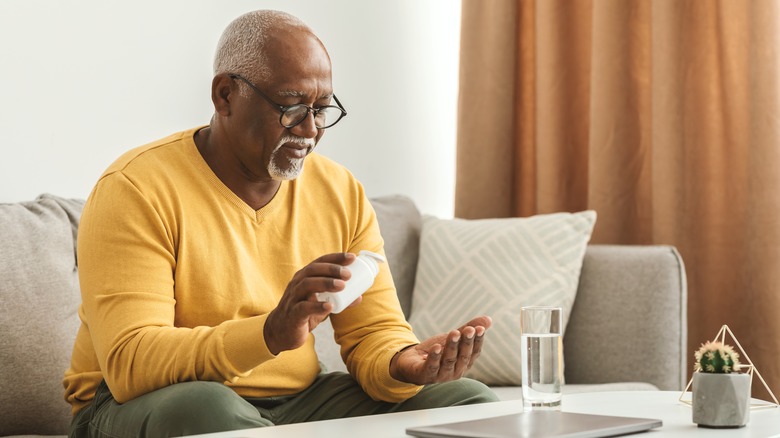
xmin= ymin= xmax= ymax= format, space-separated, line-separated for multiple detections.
xmin=457 ymin=0 xmax=780 ymax=400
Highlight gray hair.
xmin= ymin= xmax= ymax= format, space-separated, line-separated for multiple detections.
xmin=213 ymin=10 xmax=310 ymax=86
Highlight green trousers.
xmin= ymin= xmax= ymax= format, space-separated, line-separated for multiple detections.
xmin=69 ymin=372 xmax=499 ymax=437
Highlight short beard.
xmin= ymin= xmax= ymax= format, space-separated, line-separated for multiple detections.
xmin=268 ymin=135 xmax=316 ymax=181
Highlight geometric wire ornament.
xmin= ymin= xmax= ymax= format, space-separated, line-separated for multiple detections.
xmin=679 ymin=324 xmax=779 ymax=410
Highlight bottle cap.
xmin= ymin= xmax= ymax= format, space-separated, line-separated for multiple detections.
xmin=358 ymin=250 xmax=386 ymax=263
xmin=357 ymin=250 xmax=386 ymax=276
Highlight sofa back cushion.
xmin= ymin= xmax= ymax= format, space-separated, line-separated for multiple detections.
xmin=0 ymin=194 xmax=84 ymax=435
xmin=564 ymin=245 xmax=688 ymax=390
xmin=408 ymin=211 xmax=596 ymax=386
xmin=369 ymin=195 xmax=422 ymax=318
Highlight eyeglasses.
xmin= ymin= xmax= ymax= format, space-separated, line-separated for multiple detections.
xmin=229 ymin=74 xmax=347 ymax=130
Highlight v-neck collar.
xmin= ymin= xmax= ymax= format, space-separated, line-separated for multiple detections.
xmin=185 ymin=127 xmax=289 ymax=223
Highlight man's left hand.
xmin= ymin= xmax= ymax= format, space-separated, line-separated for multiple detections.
xmin=389 ymin=316 xmax=491 ymax=385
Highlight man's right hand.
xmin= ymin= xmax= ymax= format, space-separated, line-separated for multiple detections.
xmin=264 ymin=252 xmax=357 ymax=355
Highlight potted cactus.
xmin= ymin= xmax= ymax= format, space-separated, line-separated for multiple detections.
xmin=692 ymin=341 xmax=750 ymax=428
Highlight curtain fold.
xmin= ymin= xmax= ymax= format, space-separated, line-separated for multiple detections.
xmin=457 ymin=0 xmax=780 ymax=400
xmin=457 ymin=1 xmax=519 ymax=219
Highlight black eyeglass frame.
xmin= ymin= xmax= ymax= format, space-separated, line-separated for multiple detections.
xmin=228 ymin=73 xmax=347 ymax=129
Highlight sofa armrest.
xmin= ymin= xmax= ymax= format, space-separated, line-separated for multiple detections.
xmin=563 ymin=244 xmax=688 ymax=391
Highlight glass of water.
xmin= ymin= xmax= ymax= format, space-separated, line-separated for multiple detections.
xmin=520 ymin=306 xmax=563 ymax=411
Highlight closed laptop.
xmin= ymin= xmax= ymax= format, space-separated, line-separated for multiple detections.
xmin=406 ymin=410 xmax=662 ymax=438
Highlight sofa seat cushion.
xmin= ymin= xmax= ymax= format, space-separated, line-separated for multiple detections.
xmin=489 ymin=382 xmax=659 ymax=401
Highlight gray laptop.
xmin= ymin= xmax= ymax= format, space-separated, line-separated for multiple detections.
xmin=406 ymin=411 xmax=662 ymax=438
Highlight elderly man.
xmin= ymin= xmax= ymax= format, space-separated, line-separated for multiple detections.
xmin=64 ymin=9 xmax=497 ymax=437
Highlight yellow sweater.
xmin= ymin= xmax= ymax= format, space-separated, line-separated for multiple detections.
xmin=63 ymin=127 xmax=422 ymax=414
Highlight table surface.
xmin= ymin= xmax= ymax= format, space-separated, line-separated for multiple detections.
xmin=187 ymin=391 xmax=780 ymax=438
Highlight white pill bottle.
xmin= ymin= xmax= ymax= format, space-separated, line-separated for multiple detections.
xmin=316 ymin=250 xmax=386 ymax=313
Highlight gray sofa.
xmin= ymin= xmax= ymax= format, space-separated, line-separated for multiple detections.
xmin=0 ymin=194 xmax=687 ymax=437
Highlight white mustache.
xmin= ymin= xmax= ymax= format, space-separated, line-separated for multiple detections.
xmin=278 ymin=135 xmax=315 ymax=149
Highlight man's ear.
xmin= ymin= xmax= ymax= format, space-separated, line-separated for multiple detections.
xmin=211 ymin=74 xmax=234 ymax=116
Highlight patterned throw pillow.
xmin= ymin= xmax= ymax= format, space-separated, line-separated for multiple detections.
xmin=408 ymin=211 xmax=597 ymax=386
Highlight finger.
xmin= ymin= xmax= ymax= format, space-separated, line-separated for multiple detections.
xmin=423 ymin=344 xmax=443 ymax=381
xmin=312 ymin=252 xmax=357 ymax=266
xmin=299 ymin=262 xmax=352 ymax=282
xmin=468 ymin=326 xmax=486 ymax=367
xmin=289 ymin=253 xmax=358 ymax=297
xmin=290 ymin=253 xmax=355 ymax=285
xmin=438 ymin=330 xmax=461 ymax=377
xmin=293 ymin=298 xmax=334 ymax=319
xmin=454 ymin=326 xmax=476 ymax=375
xmin=293 ymin=277 xmax=347 ymax=303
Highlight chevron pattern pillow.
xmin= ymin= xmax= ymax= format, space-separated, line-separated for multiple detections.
xmin=408 ymin=210 xmax=597 ymax=386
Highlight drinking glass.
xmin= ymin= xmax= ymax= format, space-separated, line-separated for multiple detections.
xmin=520 ymin=306 xmax=563 ymax=411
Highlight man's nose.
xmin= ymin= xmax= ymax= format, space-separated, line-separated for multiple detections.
xmin=289 ymin=111 xmax=318 ymax=139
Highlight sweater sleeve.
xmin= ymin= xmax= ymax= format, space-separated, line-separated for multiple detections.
xmin=78 ymin=172 xmax=276 ymax=403
xmin=329 ymin=191 xmax=423 ymax=402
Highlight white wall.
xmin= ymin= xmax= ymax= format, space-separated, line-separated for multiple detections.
xmin=0 ymin=0 xmax=461 ymax=218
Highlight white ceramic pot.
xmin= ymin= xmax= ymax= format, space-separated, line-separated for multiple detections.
xmin=692 ymin=372 xmax=751 ymax=428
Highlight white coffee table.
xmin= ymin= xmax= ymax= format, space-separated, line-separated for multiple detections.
xmin=564 ymin=391 xmax=779 ymax=437
xmin=188 ymin=391 xmax=780 ymax=438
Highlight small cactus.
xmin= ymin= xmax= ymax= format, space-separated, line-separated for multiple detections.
xmin=694 ymin=341 xmax=741 ymax=373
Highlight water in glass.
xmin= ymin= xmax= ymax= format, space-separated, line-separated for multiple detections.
xmin=521 ymin=332 xmax=563 ymax=411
